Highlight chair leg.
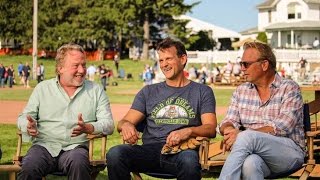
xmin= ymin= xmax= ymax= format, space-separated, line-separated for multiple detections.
xmin=299 ymin=164 xmax=314 ymax=180
xmin=8 ymin=172 xmax=16 ymax=180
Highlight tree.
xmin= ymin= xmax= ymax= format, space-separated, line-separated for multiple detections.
xmin=256 ymin=32 xmax=268 ymax=44
xmin=188 ymin=31 xmax=215 ymax=51
xmin=121 ymin=0 xmax=198 ymax=60
xmin=0 ymin=0 xmax=33 ymax=48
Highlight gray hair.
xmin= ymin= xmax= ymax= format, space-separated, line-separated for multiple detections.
xmin=55 ymin=43 xmax=85 ymax=75
xmin=243 ymin=42 xmax=276 ymax=70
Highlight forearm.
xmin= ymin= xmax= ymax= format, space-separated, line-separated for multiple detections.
xmin=117 ymin=119 xmax=132 ymax=132
xmin=189 ymin=124 xmax=216 ymax=138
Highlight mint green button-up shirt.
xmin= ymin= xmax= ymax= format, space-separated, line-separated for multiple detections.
xmin=18 ymin=78 xmax=114 ymax=157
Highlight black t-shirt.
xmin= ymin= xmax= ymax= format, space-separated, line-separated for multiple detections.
xmin=131 ymin=81 xmax=216 ymax=144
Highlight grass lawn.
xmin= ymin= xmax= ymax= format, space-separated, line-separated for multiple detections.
xmin=0 ymin=55 xmax=313 ymax=179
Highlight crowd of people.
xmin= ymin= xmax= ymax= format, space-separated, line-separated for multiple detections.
xmin=0 ymin=62 xmax=45 ymax=89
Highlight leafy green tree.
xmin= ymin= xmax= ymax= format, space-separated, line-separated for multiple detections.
xmin=0 ymin=0 xmax=32 ymax=48
xmin=120 ymin=0 xmax=198 ymax=60
xmin=256 ymin=32 xmax=268 ymax=43
xmin=188 ymin=31 xmax=215 ymax=51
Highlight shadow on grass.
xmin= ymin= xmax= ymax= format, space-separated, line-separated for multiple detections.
xmin=0 ymin=171 xmax=109 ymax=180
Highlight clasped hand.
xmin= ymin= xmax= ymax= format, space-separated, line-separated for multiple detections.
xmin=223 ymin=127 xmax=239 ymax=152
xmin=166 ymin=128 xmax=191 ymax=147
xmin=121 ymin=122 xmax=140 ymax=145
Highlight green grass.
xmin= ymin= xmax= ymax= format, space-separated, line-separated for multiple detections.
xmin=0 ymin=55 xmax=314 ymax=179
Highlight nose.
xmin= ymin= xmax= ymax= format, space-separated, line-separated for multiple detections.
xmin=78 ymin=65 xmax=86 ymax=73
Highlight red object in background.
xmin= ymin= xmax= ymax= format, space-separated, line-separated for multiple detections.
xmin=0 ymin=48 xmax=116 ymax=61
xmin=184 ymin=70 xmax=189 ymax=78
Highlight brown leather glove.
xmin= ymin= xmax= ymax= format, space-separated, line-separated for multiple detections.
xmin=161 ymin=137 xmax=207 ymax=155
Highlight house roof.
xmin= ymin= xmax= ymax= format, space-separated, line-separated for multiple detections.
xmin=239 ymin=27 xmax=260 ymax=35
xmin=257 ymin=0 xmax=320 ymax=9
xmin=177 ymin=15 xmax=241 ymax=39
xmin=256 ymin=0 xmax=278 ymax=9
xmin=264 ymin=20 xmax=320 ymax=30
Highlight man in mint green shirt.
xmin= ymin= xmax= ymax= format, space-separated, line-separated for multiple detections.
xmin=17 ymin=43 xmax=114 ymax=180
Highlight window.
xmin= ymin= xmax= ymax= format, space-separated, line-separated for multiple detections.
xmin=287 ymin=34 xmax=291 ymax=44
xmin=297 ymin=13 xmax=301 ymax=19
xmin=287 ymin=3 xmax=302 ymax=20
xmin=268 ymin=10 xmax=272 ymax=23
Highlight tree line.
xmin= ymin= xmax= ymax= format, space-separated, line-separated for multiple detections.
xmin=0 ymin=0 xmax=215 ymax=60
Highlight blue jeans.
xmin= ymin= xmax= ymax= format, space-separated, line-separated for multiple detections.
xmin=0 ymin=77 xmax=4 ymax=87
xmin=106 ymin=143 xmax=201 ymax=180
xmin=219 ymin=130 xmax=305 ymax=180
xmin=101 ymin=78 xmax=107 ymax=91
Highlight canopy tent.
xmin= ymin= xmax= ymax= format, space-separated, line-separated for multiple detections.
xmin=176 ymin=15 xmax=241 ymax=39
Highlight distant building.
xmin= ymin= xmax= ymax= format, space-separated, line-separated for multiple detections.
xmin=177 ymin=15 xmax=241 ymax=50
xmin=241 ymin=0 xmax=320 ymax=49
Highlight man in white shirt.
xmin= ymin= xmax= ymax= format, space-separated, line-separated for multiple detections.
xmin=87 ymin=64 xmax=96 ymax=81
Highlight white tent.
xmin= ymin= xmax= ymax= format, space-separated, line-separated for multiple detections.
xmin=176 ymin=15 xmax=241 ymax=39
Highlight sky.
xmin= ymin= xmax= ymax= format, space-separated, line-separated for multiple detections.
xmin=185 ymin=0 xmax=265 ymax=33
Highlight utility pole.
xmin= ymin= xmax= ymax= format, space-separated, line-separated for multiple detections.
xmin=32 ymin=0 xmax=38 ymax=80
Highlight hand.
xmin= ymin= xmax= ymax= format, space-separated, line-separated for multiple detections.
xmin=166 ymin=128 xmax=192 ymax=147
xmin=26 ymin=115 xmax=38 ymax=137
xmin=223 ymin=127 xmax=239 ymax=152
xmin=121 ymin=121 xmax=140 ymax=145
xmin=71 ymin=113 xmax=92 ymax=137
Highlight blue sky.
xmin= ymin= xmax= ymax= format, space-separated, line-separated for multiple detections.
xmin=185 ymin=0 xmax=265 ymax=32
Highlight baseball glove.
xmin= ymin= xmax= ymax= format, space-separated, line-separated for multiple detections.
xmin=161 ymin=136 xmax=208 ymax=155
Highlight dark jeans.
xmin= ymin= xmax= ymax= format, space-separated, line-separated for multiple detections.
xmin=106 ymin=143 xmax=201 ymax=180
xmin=18 ymin=145 xmax=90 ymax=180
xmin=101 ymin=77 xmax=107 ymax=91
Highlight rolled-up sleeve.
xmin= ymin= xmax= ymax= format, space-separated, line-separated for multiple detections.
xmin=91 ymin=88 xmax=114 ymax=135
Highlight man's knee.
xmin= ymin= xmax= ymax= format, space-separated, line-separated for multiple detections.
xmin=177 ymin=150 xmax=200 ymax=171
xmin=242 ymin=154 xmax=270 ymax=178
xmin=107 ymin=145 xmax=129 ymax=165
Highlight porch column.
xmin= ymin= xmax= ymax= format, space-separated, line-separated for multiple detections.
xmin=278 ymin=31 xmax=281 ymax=48
xmin=291 ymin=30 xmax=294 ymax=48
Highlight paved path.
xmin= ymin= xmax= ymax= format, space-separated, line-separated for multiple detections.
xmin=0 ymin=101 xmax=227 ymax=124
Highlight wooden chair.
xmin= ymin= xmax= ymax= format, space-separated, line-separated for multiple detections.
xmin=0 ymin=131 xmax=108 ymax=180
xmin=199 ymin=100 xmax=320 ymax=179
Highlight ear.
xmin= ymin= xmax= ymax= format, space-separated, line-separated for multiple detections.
xmin=261 ymin=60 xmax=269 ymax=71
xmin=180 ymin=54 xmax=187 ymax=66
xmin=57 ymin=66 xmax=63 ymax=74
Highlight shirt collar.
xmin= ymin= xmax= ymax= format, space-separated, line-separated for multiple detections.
xmin=248 ymin=73 xmax=280 ymax=89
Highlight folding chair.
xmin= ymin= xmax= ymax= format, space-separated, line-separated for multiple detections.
xmin=199 ymin=101 xmax=320 ymax=179
xmin=5 ymin=131 xmax=108 ymax=180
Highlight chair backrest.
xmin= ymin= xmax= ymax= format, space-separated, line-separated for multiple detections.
xmin=304 ymin=99 xmax=320 ymax=131
xmin=304 ymin=103 xmax=311 ymax=132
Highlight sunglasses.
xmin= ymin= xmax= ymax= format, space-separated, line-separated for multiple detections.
xmin=239 ymin=60 xmax=265 ymax=69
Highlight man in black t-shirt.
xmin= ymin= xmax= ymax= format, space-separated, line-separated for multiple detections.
xmin=107 ymin=38 xmax=217 ymax=180
xmin=22 ymin=62 xmax=31 ymax=88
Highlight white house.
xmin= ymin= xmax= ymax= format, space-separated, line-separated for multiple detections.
xmin=177 ymin=15 xmax=241 ymax=50
xmin=241 ymin=0 xmax=320 ymax=49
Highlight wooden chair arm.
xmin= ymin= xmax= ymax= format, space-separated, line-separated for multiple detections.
xmin=199 ymin=138 xmax=210 ymax=170
xmin=87 ymin=133 xmax=107 ymax=166
xmin=13 ymin=131 xmax=23 ymax=165
xmin=306 ymin=130 xmax=320 ymax=137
